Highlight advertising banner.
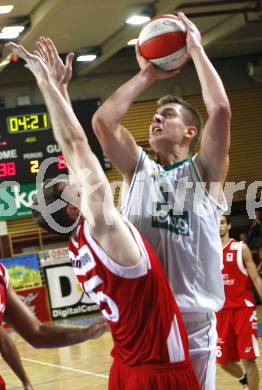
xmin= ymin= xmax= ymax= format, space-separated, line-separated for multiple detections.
xmin=0 ymin=183 xmax=37 ymax=221
xmin=43 ymin=263 xmax=98 ymax=320
xmin=1 ymin=253 xmax=42 ymax=289
xmin=16 ymin=286 xmax=50 ymax=323
xmin=39 ymin=247 xmax=70 ymax=267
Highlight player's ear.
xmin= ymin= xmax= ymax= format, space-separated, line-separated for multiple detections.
xmin=185 ymin=126 xmax=197 ymax=140
xmin=66 ymin=204 xmax=79 ymax=219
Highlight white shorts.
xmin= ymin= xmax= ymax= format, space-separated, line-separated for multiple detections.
xmin=182 ymin=312 xmax=217 ymax=390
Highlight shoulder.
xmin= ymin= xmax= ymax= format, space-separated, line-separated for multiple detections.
xmin=224 ymin=239 xmax=240 ymax=251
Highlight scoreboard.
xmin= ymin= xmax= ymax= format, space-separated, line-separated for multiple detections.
xmin=0 ymin=141 xmax=67 ymax=182
xmin=0 ymin=99 xmax=109 ymax=184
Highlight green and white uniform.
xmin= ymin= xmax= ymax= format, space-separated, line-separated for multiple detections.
xmin=122 ymin=147 xmax=226 ymax=390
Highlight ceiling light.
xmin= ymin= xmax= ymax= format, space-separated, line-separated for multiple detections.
xmin=3 ymin=26 xmax=25 ymax=33
xmin=0 ymin=31 xmax=19 ymax=39
xmin=0 ymin=59 xmax=10 ymax=67
xmin=0 ymin=5 xmax=14 ymax=14
xmin=126 ymin=15 xmax=150 ymax=25
xmin=0 ymin=26 xmax=25 ymax=39
xmin=76 ymin=54 xmax=97 ymax=62
xmin=127 ymin=38 xmax=138 ymax=46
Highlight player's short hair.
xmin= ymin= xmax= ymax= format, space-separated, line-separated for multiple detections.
xmin=157 ymin=95 xmax=203 ymax=152
xmin=222 ymin=214 xmax=231 ymax=225
xmin=32 ymin=178 xmax=76 ymax=237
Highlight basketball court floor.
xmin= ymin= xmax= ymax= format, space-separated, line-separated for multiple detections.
xmin=2 ymin=306 xmax=262 ymax=389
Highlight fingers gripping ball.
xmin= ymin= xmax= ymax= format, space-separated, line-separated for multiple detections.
xmin=138 ymin=14 xmax=187 ymax=71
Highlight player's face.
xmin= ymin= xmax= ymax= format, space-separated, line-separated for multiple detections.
xmin=149 ymin=103 xmax=188 ymax=152
xmin=219 ymin=216 xmax=230 ymax=237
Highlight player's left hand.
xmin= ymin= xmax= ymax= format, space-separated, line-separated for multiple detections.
xmin=135 ymin=43 xmax=180 ymax=81
xmin=5 ymin=42 xmax=49 ymax=84
xmin=86 ymin=317 xmax=110 ymax=339
xmin=177 ymin=12 xmax=202 ymax=56
xmin=35 ymin=37 xmax=74 ymax=89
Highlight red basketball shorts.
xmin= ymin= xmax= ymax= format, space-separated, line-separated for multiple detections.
xmin=216 ymin=307 xmax=260 ymax=364
xmin=0 ymin=376 xmax=6 ymax=390
xmin=108 ymin=358 xmax=200 ymax=390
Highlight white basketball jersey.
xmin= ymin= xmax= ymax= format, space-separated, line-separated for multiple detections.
xmin=122 ymin=148 xmax=226 ymax=313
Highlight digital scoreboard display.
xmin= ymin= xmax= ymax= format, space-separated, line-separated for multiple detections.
xmin=0 ymin=99 xmax=108 ymax=184
xmin=7 ymin=112 xmax=50 ymax=133
xmin=0 ymin=141 xmax=67 ymax=181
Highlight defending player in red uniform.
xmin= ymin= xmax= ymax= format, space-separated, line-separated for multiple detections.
xmin=0 ymin=262 xmax=108 ymax=389
xmin=217 ymin=215 xmax=262 ymax=390
xmin=6 ymin=39 xmax=200 ymax=389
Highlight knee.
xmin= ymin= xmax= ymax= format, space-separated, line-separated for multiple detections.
xmin=219 ymin=362 xmax=233 ymax=370
xmin=243 ymin=359 xmax=257 ymax=369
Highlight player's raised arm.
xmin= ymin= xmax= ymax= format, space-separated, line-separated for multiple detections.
xmin=6 ymin=41 xmax=142 ymax=267
xmin=242 ymin=244 xmax=262 ymax=301
xmin=92 ymin=45 xmax=179 ymax=181
xmin=178 ymin=12 xmax=231 ymax=185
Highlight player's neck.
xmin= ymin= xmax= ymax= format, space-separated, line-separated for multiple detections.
xmin=221 ymin=235 xmax=231 ymax=248
xmin=157 ymin=147 xmax=190 ymax=166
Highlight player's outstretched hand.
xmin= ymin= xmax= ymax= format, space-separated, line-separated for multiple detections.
xmin=135 ymin=43 xmax=180 ymax=81
xmin=35 ymin=37 xmax=74 ymax=90
xmin=86 ymin=317 xmax=110 ymax=340
xmin=5 ymin=42 xmax=49 ymax=83
xmin=177 ymin=12 xmax=202 ymax=56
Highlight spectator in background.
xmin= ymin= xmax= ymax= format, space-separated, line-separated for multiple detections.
xmin=239 ymin=232 xmax=247 ymax=244
xmin=247 ymin=208 xmax=262 ymax=265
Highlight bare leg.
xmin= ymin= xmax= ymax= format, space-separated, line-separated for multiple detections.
xmin=219 ymin=362 xmax=244 ymax=378
xmin=243 ymin=359 xmax=259 ymax=390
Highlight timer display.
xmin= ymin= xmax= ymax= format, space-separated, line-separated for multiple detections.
xmin=7 ymin=113 xmax=50 ymax=133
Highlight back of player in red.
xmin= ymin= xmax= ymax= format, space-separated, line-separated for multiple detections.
xmin=69 ymin=219 xmax=200 ymax=389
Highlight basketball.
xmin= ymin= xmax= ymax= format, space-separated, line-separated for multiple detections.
xmin=138 ymin=14 xmax=187 ymax=71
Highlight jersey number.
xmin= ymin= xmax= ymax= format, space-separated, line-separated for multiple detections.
xmin=83 ymin=275 xmax=119 ymax=322
xmin=216 ymin=346 xmax=222 ymax=358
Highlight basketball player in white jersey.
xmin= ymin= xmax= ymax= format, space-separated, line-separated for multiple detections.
xmin=27 ymin=14 xmax=230 ymax=388
xmin=217 ymin=215 xmax=262 ymax=390
xmin=91 ymin=12 xmax=231 ymax=390
xmin=6 ymin=40 xmax=201 ymax=389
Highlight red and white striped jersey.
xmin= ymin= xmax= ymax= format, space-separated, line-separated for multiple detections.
xmin=68 ymin=219 xmax=189 ymax=366
xmin=222 ymin=240 xmax=255 ymax=309
xmin=0 ymin=263 xmax=9 ymax=323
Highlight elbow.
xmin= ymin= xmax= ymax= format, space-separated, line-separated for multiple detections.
xmin=92 ymin=110 xmax=111 ymax=137
xmin=30 ymin=341 xmax=45 ymax=349
xmin=209 ymin=102 xmax=231 ymax=123
xmin=24 ymin=324 xmax=46 ymax=349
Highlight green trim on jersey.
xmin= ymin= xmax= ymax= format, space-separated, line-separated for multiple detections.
xmin=163 ymin=158 xmax=192 ymax=171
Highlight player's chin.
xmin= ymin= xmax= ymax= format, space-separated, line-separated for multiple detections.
xmin=149 ymin=135 xmax=169 ymax=152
